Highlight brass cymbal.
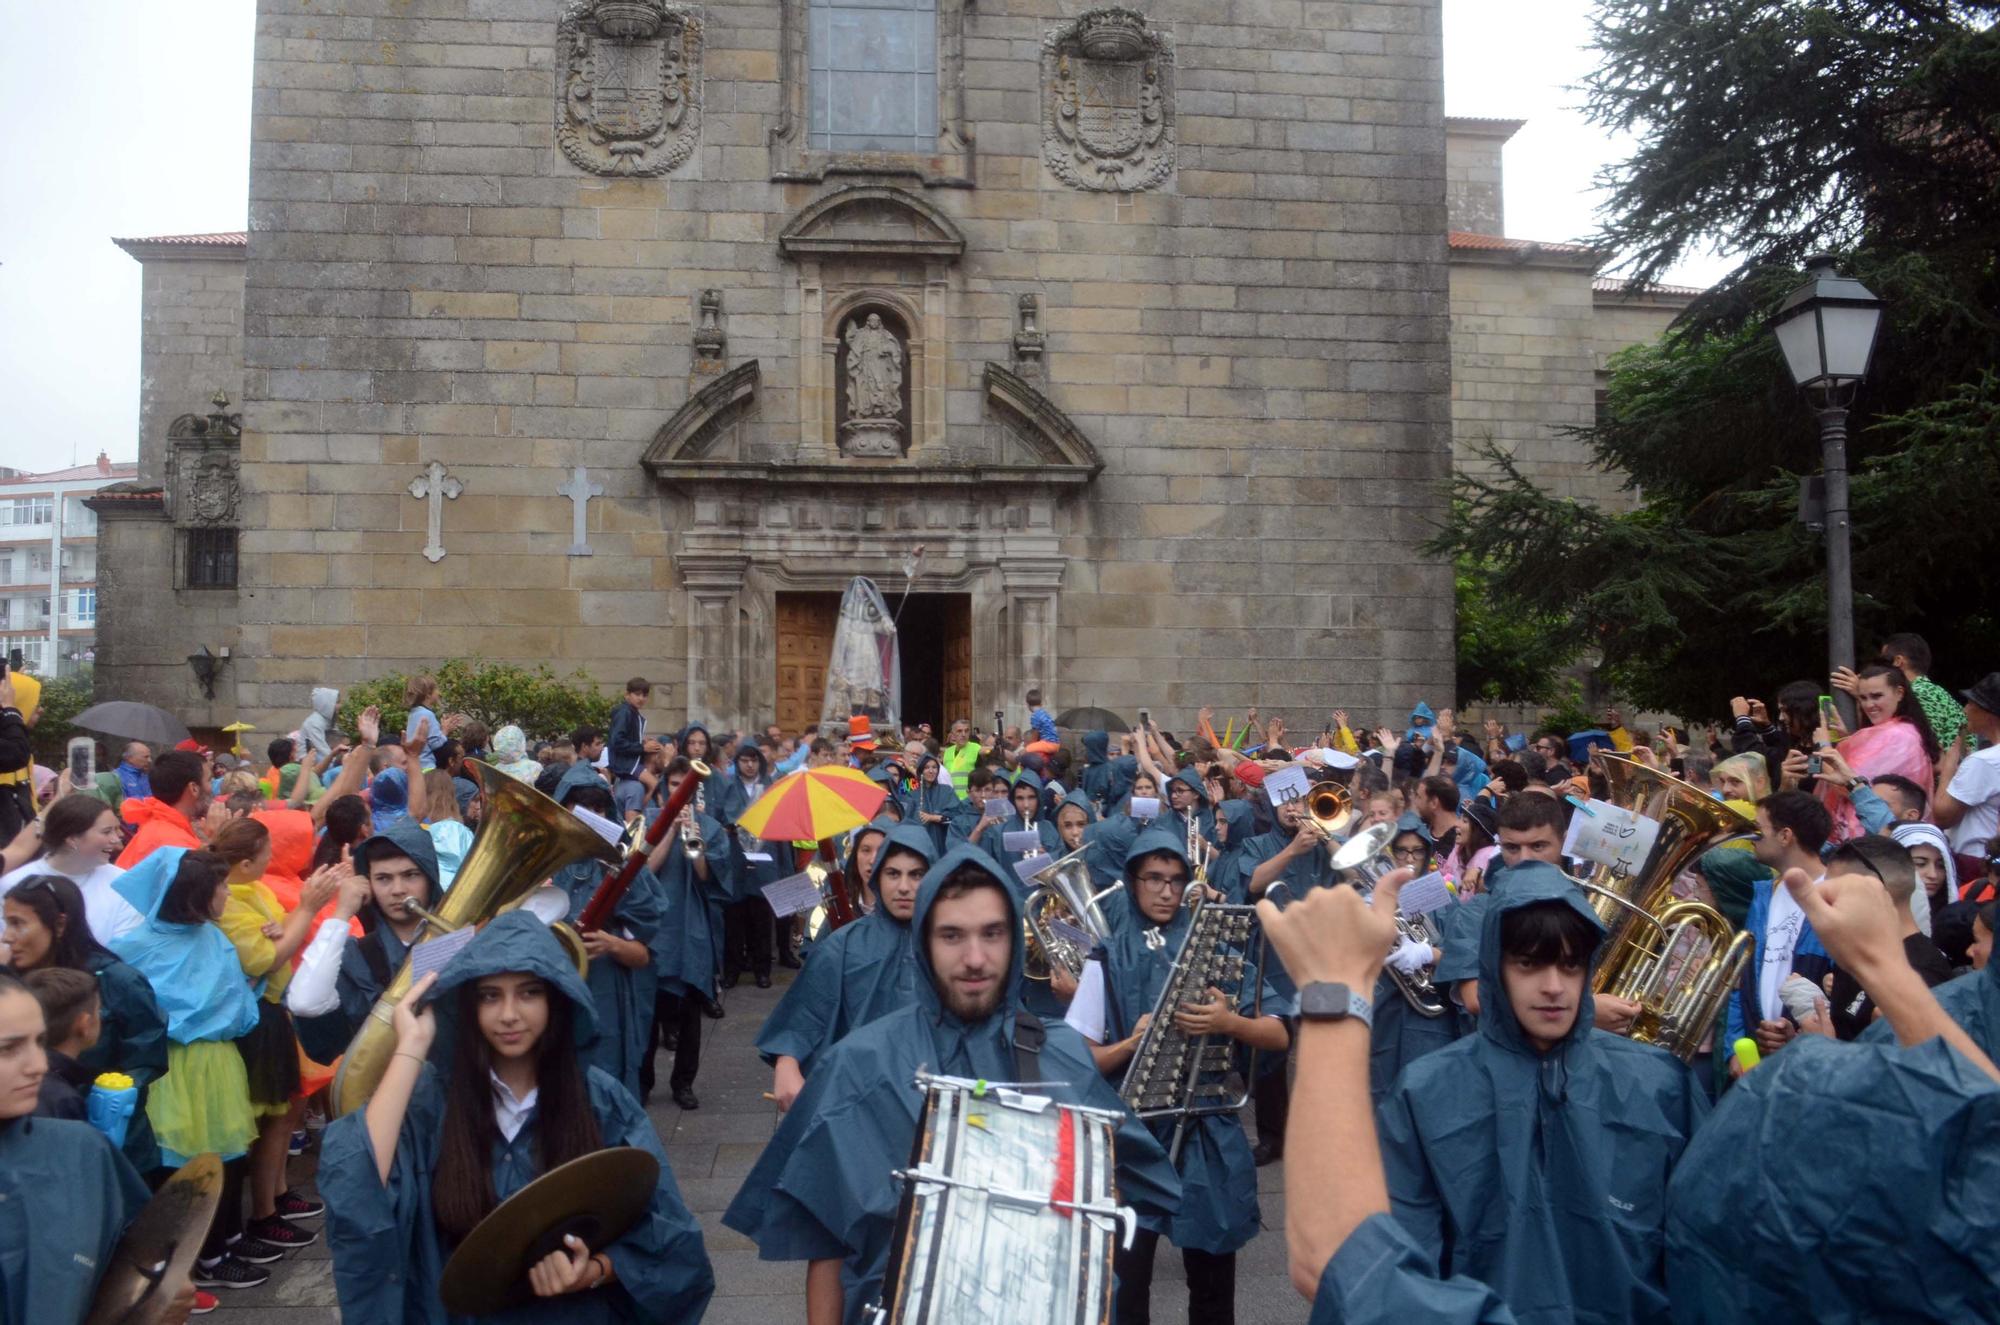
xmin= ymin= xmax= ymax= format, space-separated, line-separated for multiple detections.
xmin=84 ymin=1153 xmax=224 ymax=1325
xmin=440 ymin=1146 xmax=660 ymax=1316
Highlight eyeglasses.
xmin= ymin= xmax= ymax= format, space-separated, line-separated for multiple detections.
xmin=1391 ymin=846 xmax=1428 ymax=863
xmin=1134 ymin=872 xmax=1187 ymax=891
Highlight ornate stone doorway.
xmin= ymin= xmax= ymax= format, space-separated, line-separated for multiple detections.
xmin=773 ymin=588 xmax=971 ymax=736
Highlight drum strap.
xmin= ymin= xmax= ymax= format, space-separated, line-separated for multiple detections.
xmin=1011 ymin=1012 xmax=1045 ymax=1085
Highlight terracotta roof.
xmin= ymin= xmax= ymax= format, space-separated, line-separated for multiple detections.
xmin=1444 ymin=116 xmax=1528 ymax=139
xmin=111 ymin=231 xmax=247 ymax=259
xmin=1593 ymin=275 xmax=1706 ymax=298
xmin=82 ymin=485 xmax=163 ymax=502
xmin=1450 ymin=230 xmax=1597 ymax=256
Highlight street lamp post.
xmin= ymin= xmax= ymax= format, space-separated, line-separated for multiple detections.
xmin=1770 ymin=255 xmax=1884 ymax=728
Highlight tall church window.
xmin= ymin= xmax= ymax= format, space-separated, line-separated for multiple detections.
xmin=808 ymin=0 xmax=937 ymax=154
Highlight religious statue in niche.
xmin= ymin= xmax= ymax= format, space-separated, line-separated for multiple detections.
xmin=839 ymin=312 xmax=906 ymax=458
xmin=555 ymin=0 xmax=703 ymax=177
xmin=1042 ymin=8 xmax=1176 ymax=193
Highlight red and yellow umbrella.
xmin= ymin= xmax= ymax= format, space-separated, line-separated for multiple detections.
xmin=736 ymin=765 xmax=887 ymax=843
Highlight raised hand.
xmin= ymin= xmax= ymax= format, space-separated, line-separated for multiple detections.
xmin=358 ymin=705 xmax=382 ymax=746
xmin=392 ymin=971 xmax=440 ymax=1056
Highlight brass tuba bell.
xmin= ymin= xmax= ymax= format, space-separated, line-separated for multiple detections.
xmin=330 ymin=759 xmax=625 ymax=1117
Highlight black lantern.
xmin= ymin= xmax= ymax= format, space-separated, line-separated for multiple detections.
xmin=1771 ymin=255 xmax=1884 ymax=397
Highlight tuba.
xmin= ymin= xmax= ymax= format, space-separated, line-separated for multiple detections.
xmin=331 ymin=759 xmax=626 ymax=1116
xmin=1574 ymin=754 xmax=1757 ymax=1061
xmin=1023 ymin=849 xmax=1124 ymax=982
xmin=1329 ymin=822 xmax=1448 ymax=1017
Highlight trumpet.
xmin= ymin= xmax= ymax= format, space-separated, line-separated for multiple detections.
xmin=1329 ymin=821 xmax=1448 ymax=1018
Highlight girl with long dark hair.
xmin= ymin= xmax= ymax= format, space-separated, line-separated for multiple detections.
xmin=319 ymin=911 xmax=714 ymax=1323
xmin=0 ymin=793 xmax=142 ymax=941
xmin=1 ymin=873 xmax=167 ymax=1174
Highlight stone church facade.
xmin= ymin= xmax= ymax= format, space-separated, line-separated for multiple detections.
xmin=96 ymin=0 xmax=1464 ymax=736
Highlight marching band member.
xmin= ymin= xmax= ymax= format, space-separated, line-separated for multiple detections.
xmin=1367 ymin=816 xmax=1465 ymax=1101
xmin=723 ymin=845 xmax=1180 ymax=1325
xmin=1068 ymin=830 xmax=1290 ymax=1325
xmin=642 ymin=758 xmax=730 ymax=1111
xmin=898 ymin=753 xmax=966 ymax=858
xmin=981 ymin=768 xmax=1060 ymax=879
xmin=1375 ymin=863 xmax=1707 ymax=1325
xmin=716 ymin=743 xmax=782 ymax=989
xmin=0 ymin=971 xmax=189 ymax=1325
xmin=319 ymin=911 xmax=714 ymax=1324
xmin=287 ymin=824 xmax=442 ymax=1065
xmin=552 ymin=783 xmax=670 ymax=1100
xmin=756 ymin=822 xmax=936 ymax=1111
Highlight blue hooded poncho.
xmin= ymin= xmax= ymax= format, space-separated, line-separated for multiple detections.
xmin=980 ymin=769 xmax=1061 ymax=878
xmin=723 ymin=845 xmax=1181 ymax=1324
xmin=107 ymin=846 xmax=261 ymax=1045
xmin=1665 ymin=1034 xmax=2000 ymax=1321
xmin=1207 ymin=798 xmax=1259 ymax=905
xmin=371 ymin=766 xmax=412 ymax=830
xmin=649 ymin=796 xmax=733 ymax=1002
xmin=756 ymin=821 xmax=938 ymax=1075
xmin=898 ymin=753 xmax=969 ymax=858
xmin=1376 ymin=864 xmax=1707 ymax=1325
xmin=549 ymin=854 xmax=666 ymax=1100
xmin=1085 ymin=828 xmax=1282 ymax=1256
xmin=294 ymin=824 xmax=443 ymax=1064
xmin=714 ymin=745 xmax=786 ymax=896
xmin=0 ymin=1115 xmax=152 ymax=1325
xmin=1079 ymin=730 xmax=1137 ymax=813
xmin=318 ymin=912 xmax=715 ymax=1325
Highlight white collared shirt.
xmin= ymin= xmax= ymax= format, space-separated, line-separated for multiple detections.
xmin=490 ymin=1070 xmax=539 ymax=1142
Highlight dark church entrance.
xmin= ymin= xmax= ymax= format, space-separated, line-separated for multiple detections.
xmin=772 ymin=589 xmax=970 ymax=737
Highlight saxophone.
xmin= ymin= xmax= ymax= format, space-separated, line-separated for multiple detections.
xmin=1118 ymin=886 xmax=1264 ymax=1161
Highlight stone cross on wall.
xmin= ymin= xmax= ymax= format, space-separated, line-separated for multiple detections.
xmin=408 ymin=461 xmax=463 ymax=563
xmin=558 ymin=465 xmax=603 ymax=557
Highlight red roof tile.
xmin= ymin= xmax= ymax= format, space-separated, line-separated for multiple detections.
xmin=1592 ymin=275 xmax=1706 ymax=298
xmin=1449 ymin=230 xmax=1598 ymax=256
xmin=111 ymin=232 xmax=247 ymax=258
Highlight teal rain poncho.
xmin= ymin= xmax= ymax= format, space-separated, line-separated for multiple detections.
xmin=649 ymin=803 xmax=732 ymax=1002
xmin=1665 ymin=1034 xmax=2000 ymax=1321
xmin=1376 ymin=863 xmax=1707 ymax=1325
xmin=551 ymin=857 xmax=665 ymax=1099
xmin=0 ymin=1115 xmax=152 ymax=1325
xmin=755 ymin=822 xmax=937 ymax=1075
xmin=1311 ymin=1213 xmax=1519 ymax=1325
xmin=1859 ymin=948 xmax=1997 ymax=1057
xmin=107 ymin=846 xmax=260 ymax=1045
xmin=723 ymin=845 xmax=1180 ymax=1325
xmin=318 ymin=911 xmax=713 ymax=1325
xmin=1093 ymin=828 xmax=1283 ymax=1254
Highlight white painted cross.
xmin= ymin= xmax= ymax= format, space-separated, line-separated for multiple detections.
xmin=558 ymin=464 xmax=603 ymax=557
xmin=408 ymin=461 xmax=463 ymax=563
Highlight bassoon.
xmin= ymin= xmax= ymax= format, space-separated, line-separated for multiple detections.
xmin=576 ymin=758 xmax=711 ymax=932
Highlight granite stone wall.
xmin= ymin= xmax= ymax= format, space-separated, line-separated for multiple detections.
xmin=223 ymin=0 xmax=1456 ymax=733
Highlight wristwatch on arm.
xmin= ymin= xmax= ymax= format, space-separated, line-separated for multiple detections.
xmin=1298 ymin=981 xmax=1372 ymax=1027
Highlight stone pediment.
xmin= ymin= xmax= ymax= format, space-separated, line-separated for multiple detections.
xmin=778 ymin=185 xmax=967 ymax=262
xmin=642 ymin=359 xmax=1102 ymax=491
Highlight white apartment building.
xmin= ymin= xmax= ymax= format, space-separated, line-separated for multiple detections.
xmin=0 ymin=454 xmax=136 ymax=677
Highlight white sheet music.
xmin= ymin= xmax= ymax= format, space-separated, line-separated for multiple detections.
xmin=761 ymin=871 xmax=825 ymax=918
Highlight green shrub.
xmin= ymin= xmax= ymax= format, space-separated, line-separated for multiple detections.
xmin=334 ymin=659 xmax=612 ymax=745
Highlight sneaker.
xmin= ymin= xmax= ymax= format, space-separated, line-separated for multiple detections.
xmin=193 ymin=1257 xmax=270 ymax=1290
xmin=228 ymin=1237 xmax=288 ymax=1265
xmin=274 ymin=1188 xmax=325 ymax=1221
xmin=246 ymin=1215 xmax=318 ymax=1249
xmin=190 ymin=1289 xmax=219 ymax=1315
xmin=288 ymin=1129 xmax=308 ymax=1155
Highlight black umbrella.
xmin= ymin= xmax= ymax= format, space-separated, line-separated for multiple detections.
xmin=1054 ymin=706 xmax=1130 ymax=733
xmin=70 ymin=701 xmax=193 ymax=749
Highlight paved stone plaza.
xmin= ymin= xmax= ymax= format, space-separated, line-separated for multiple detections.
xmin=214 ymin=973 xmax=1308 ymax=1323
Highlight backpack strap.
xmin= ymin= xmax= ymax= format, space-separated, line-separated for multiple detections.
xmin=1011 ymin=1010 xmax=1046 ymax=1086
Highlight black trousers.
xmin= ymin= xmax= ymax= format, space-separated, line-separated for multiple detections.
xmin=199 ymin=1156 xmax=249 ymax=1262
xmin=1114 ymin=1229 xmax=1236 ymax=1325
xmin=639 ymin=989 xmax=705 ymax=1100
xmin=722 ymin=896 xmax=775 ymax=977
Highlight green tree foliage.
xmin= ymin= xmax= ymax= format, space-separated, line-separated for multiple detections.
xmin=335 ymin=659 xmax=612 ymax=744
xmin=1452 ymin=545 xmax=1584 ymax=707
xmin=32 ymin=672 xmax=95 ymax=762
xmin=1431 ymin=3 xmax=2000 ymax=716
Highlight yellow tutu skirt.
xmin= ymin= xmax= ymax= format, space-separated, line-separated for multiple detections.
xmin=148 ymin=1040 xmax=257 ymax=1165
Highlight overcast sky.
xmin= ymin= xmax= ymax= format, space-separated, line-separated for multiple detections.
xmin=0 ymin=1 xmax=1732 ymax=475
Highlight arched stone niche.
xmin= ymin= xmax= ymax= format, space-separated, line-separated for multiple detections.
xmin=829 ymin=295 xmax=916 ymax=458
xmin=781 ymin=185 xmax=963 ymax=463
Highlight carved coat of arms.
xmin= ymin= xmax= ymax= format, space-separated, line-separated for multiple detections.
xmin=1043 ymin=8 xmax=1175 ymax=193
xmin=178 ymin=454 xmax=241 ymax=527
xmin=556 ymin=0 xmax=703 ymax=177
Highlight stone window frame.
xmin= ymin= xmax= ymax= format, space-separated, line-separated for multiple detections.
xmin=181 ymin=527 xmax=239 ymax=590
xmin=771 ymin=0 xmax=974 ymax=187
